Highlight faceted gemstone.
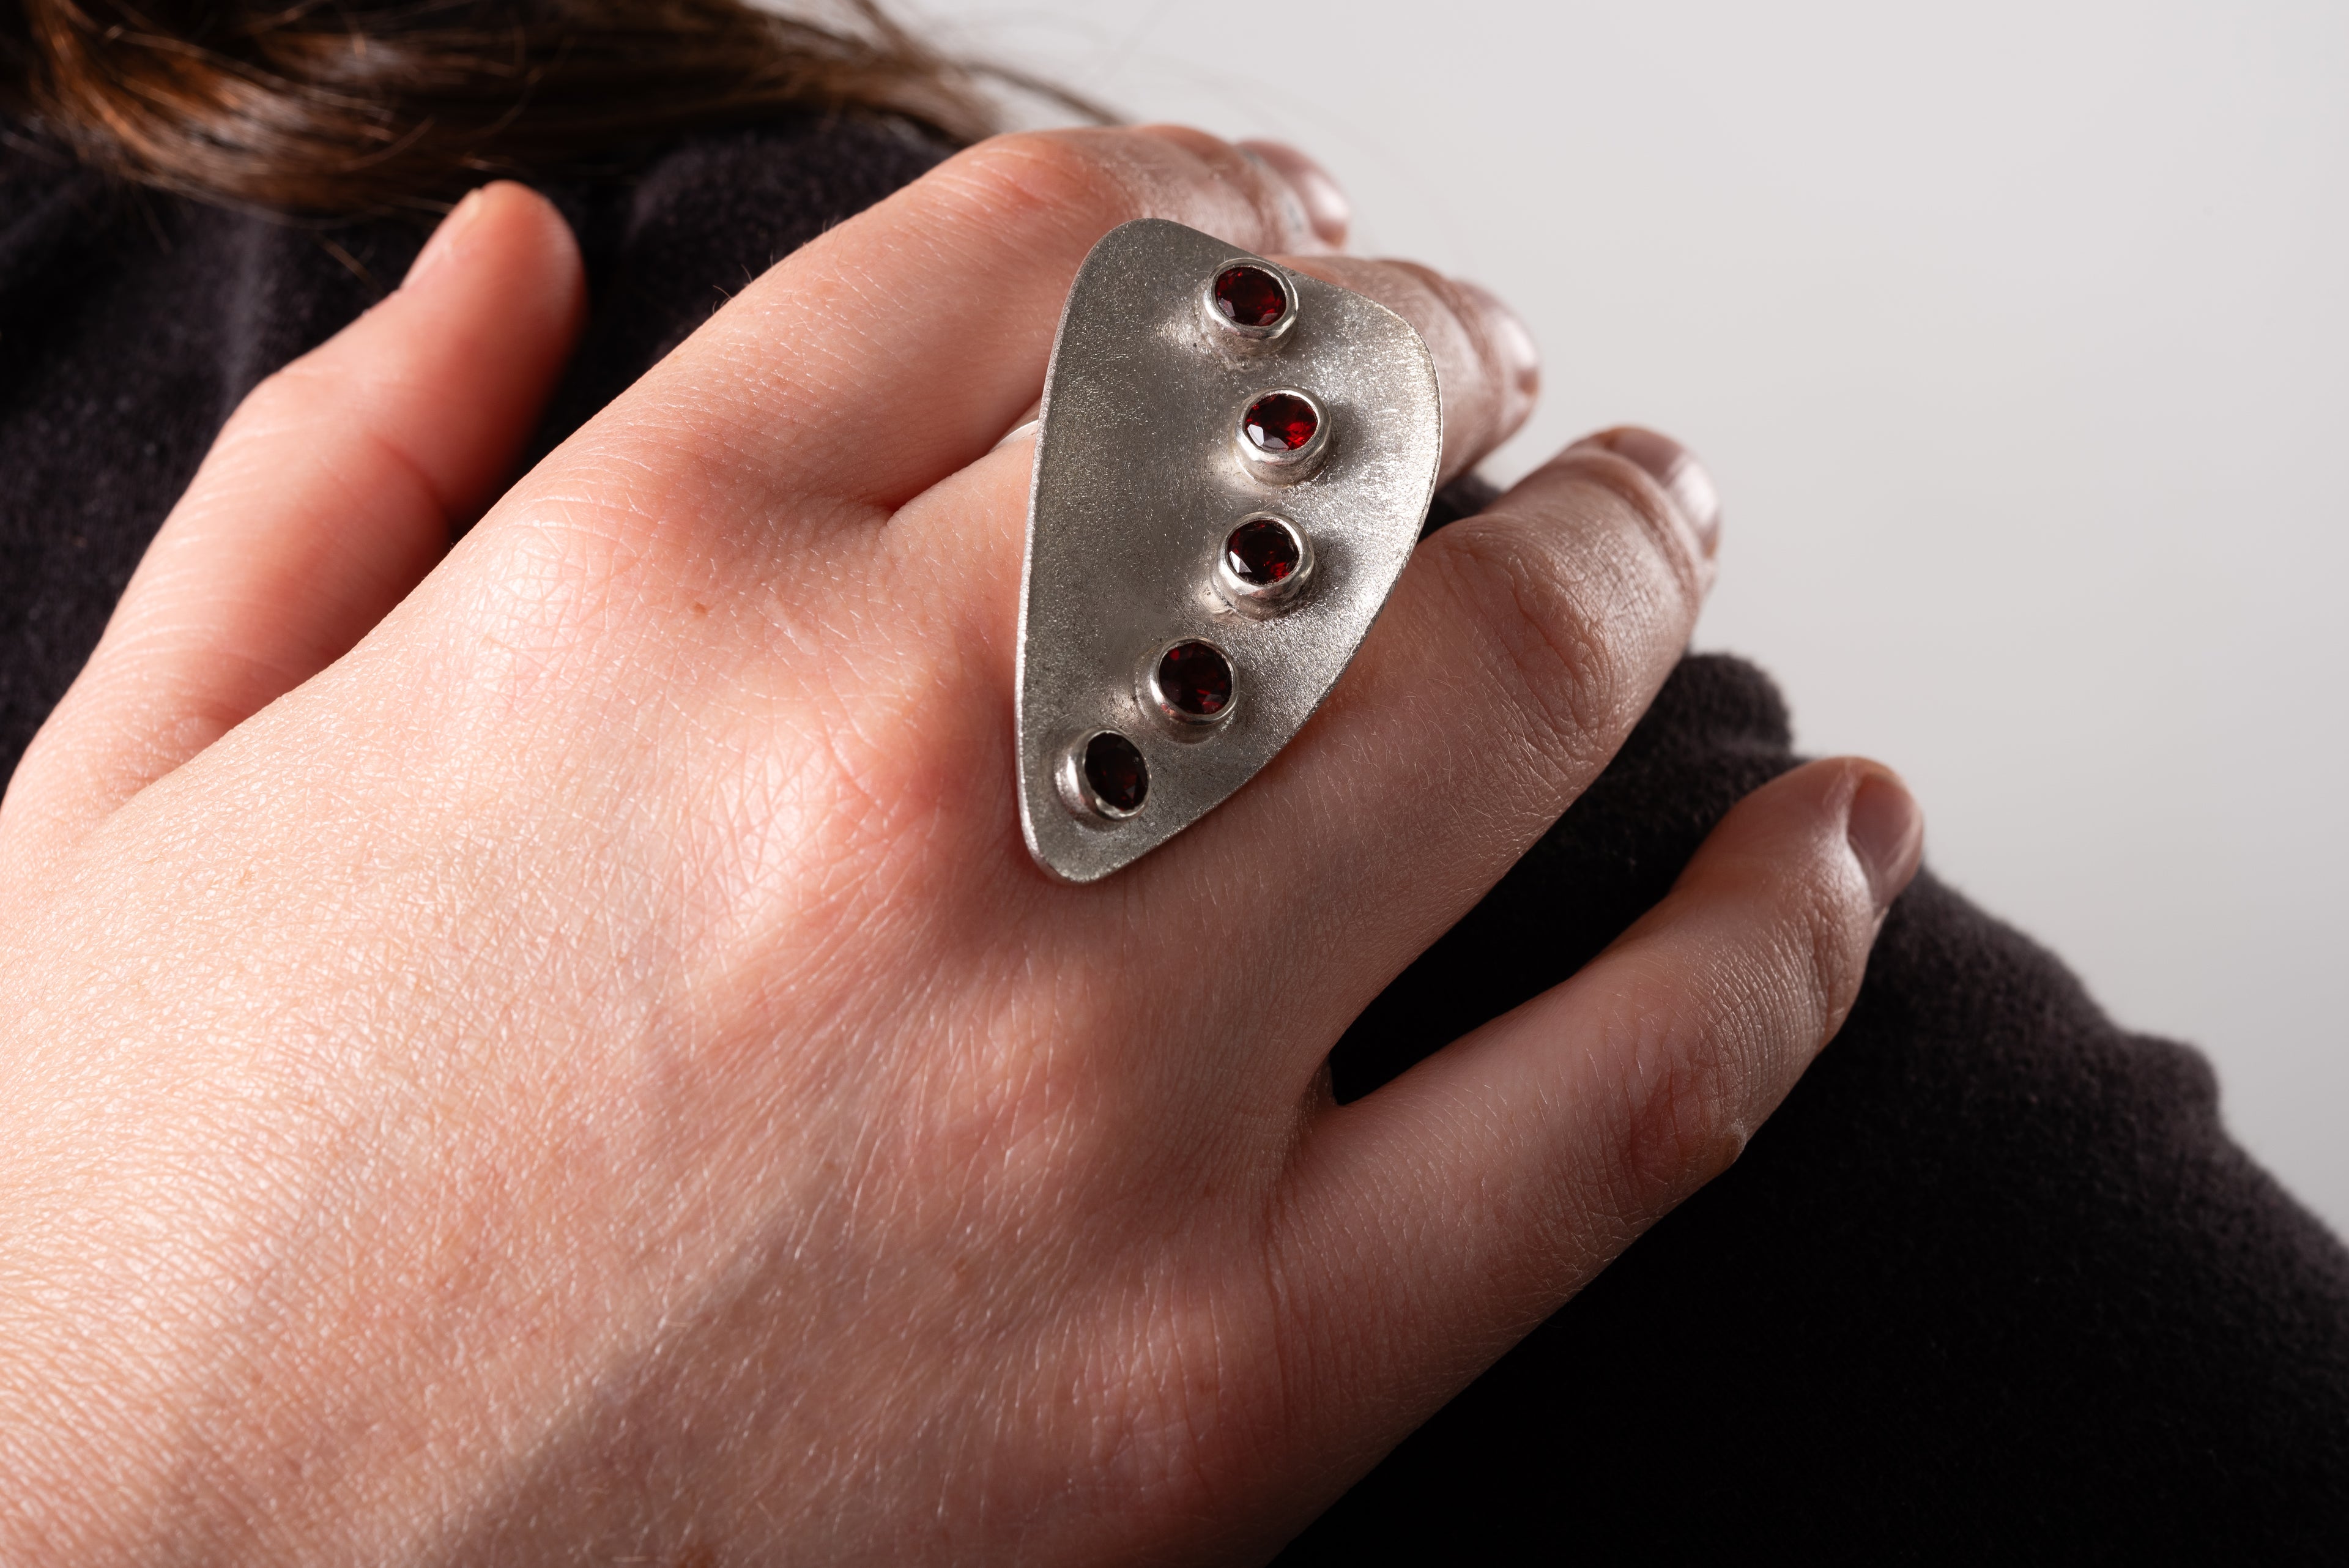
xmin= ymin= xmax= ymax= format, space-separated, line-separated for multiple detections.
xmin=1225 ymin=518 xmax=1301 ymax=586
xmin=1083 ymin=730 xmax=1148 ymax=813
xmin=1212 ymin=264 xmax=1287 ymax=329
xmin=1157 ymin=641 xmax=1234 ymax=719
xmin=1242 ymin=392 xmax=1317 ymax=453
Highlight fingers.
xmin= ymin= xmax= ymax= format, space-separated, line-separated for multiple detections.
xmin=903 ymin=425 xmax=1717 ymax=1111
xmin=887 ymin=253 xmax=1542 ymax=634
xmin=1570 ymin=425 xmax=1723 ymax=555
xmin=1278 ymin=757 xmax=1924 ymax=1439
xmin=1157 ymin=430 xmax=1722 ymax=1036
xmin=562 ymin=126 xmax=1332 ymax=529
xmin=1238 ymin=139 xmax=1351 ymax=250
xmin=0 ymin=182 xmax=585 ymax=861
xmin=1281 ymin=255 xmax=1540 ymax=481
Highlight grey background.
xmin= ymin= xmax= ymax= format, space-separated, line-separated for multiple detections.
xmin=912 ymin=0 xmax=2349 ymax=1232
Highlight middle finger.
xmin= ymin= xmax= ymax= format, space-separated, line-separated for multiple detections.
xmin=1178 ymin=433 xmax=1721 ymax=1074
xmin=1282 ymin=255 xmax=1542 ymax=483
xmin=891 ymin=253 xmax=1543 ymax=601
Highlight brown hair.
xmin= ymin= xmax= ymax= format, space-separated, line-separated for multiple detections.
xmin=0 ymin=0 xmax=1010 ymax=215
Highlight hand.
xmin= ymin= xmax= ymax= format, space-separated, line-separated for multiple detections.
xmin=0 ymin=128 xmax=1921 ymax=1562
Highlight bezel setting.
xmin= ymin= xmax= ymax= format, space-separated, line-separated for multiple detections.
xmin=1215 ymin=513 xmax=1315 ymax=619
xmin=1201 ymin=260 xmax=1298 ymax=346
xmin=1059 ymin=729 xmax=1149 ymax=822
xmin=1233 ymin=387 xmax=1330 ymax=485
xmin=1143 ymin=638 xmax=1239 ymax=730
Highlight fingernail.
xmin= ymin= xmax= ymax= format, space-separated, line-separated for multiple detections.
xmin=1572 ymin=426 xmax=1722 ymax=556
xmin=1845 ymin=766 xmax=1924 ymax=913
xmin=1455 ymin=279 xmax=1541 ymax=435
xmin=1238 ymin=139 xmax=1351 ymax=248
xmin=404 ymin=187 xmax=488 ymax=290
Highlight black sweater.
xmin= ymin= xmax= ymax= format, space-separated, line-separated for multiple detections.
xmin=5 ymin=117 xmax=2346 ymax=1561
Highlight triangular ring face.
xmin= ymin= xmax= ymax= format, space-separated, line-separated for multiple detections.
xmin=1015 ymin=219 xmax=1442 ymax=882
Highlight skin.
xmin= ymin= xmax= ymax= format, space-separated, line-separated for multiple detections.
xmin=0 ymin=127 xmax=1923 ymax=1563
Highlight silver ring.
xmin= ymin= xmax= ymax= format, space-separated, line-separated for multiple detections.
xmin=1012 ymin=219 xmax=1442 ymax=883
xmin=1213 ymin=513 xmax=1314 ymax=619
xmin=1231 ymin=387 xmax=1331 ymax=485
xmin=1198 ymin=258 xmax=1298 ymax=348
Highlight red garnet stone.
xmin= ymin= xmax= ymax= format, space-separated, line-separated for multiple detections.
xmin=1212 ymin=264 xmax=1288 ymax=329
xmin=1243 ymin=392 xmax=1318 ymax=453
xmin=1083 ymin=731 xmax=1148 ymax=813
xmin=1157 ymin=641 xmax=1234 ymax=719
xmin=1225 ymin=518 xmax=1301 ymax=585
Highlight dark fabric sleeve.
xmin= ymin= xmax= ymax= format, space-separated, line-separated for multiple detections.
xmin=0 ymin=116 xmax=947 ymax=779
xmin=522 ymin=117 xmax=948 ymax=469
xmin=1280 ymin=651 xmax=2349 ymax=1562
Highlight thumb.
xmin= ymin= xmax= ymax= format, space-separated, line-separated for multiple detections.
xmin=1 ymin=182 xmax=585 ymax=867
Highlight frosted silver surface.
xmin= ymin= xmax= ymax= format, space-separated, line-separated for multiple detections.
xmin=1015 ymin=219 xmax=1442 ymax=882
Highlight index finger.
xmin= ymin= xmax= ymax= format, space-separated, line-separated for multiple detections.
xmin=538 ymin=126 xmax=1325 ymax=530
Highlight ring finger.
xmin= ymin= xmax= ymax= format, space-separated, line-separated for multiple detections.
xmin=1060 ymin=428 xmax=1723 ymax=1091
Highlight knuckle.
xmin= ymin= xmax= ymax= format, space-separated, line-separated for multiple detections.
xmin=1162 ymin=125 xmax=1300 ymax=238
xmin=223 ymin=357 xmax=334 ymax=438
xmin=1592 ymin=953 xmax=1785 ymax=1208
xmin=1779 ymin=815 xmax=1876 ymax=1036
xmin=1719 ymin=820 xmax=1876 ymax=1078
xmin=1559 ymin=770 xmax=1887 ymax=1229
xmin=1327 ymin=258 xmax=1459 ymax=341
xmin=1428 ymin=518 xmax=1631 ymax=772
xmin=939 ymin=126 xmax=1286 ymax=253
xmin=1556 ymin=448 xmax=1707 ymax=611
xmin=1387 ymin=258 xmax=1466 ymax=327
xmin=1319 ymin=255 xmax=1443 ymax=303
xmin=944 ymin=130 xmax=1146 ymax=239
xmin=1592 ymin=855 xmax=1868 ymax=1209
xmin=1133 ymin=120 xmax=1236 ymax=164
